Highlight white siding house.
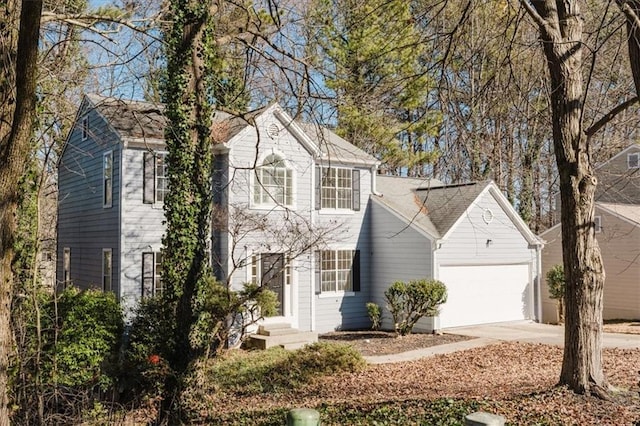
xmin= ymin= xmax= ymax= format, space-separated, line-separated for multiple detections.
xmin=58 ymin=95 xmax=544 ymax=337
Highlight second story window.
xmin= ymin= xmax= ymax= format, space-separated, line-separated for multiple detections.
xmin=143 ymin=152 xmax=168 ymax=204
xmin=103 ymin=151 xmax=113 ymax=208
xmin=253 ymin=154 xmax=293 ymax=207
xmin=82 ymin=116 xmax=89 ymax=140
xmin=628 ymin=152 xmax=639 ymax=169
xmin=315 ymin=167 xmax=361 ymax=211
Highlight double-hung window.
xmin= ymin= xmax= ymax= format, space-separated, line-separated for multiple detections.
xmin=103 ymin=151 xmax=113 ymax=208
xmin=315 ymin=249 xmax=360 ymax=294
xmin=63 ymin=247 xmax=71 ymax=285
xmin=142 ymin=252 xmax=163 ymax=297
xmin=143 ymin=152 xmax=168 ymax=203
xmin=628 ymin=152 xmax=639 ymax=169
xmin=254 ymin=154 xmax=293 ymax=207
xmin=102 ymin=249 xmax=112 ymax=292
xmin=315 ymin=167 xmax=360 ymax=211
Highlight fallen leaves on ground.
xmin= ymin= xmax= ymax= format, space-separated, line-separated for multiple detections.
xmin=212 ymin=342 xmax=640 ymax=425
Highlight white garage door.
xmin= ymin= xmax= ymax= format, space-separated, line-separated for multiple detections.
xmin=437 ymin=264 xmax=531 ymax=329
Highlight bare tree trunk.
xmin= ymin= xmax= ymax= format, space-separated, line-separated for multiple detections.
xmin=522 ymin=0 xmax=607 ymax=395
xmin=0 ymin=0 xmax=43 ymax=422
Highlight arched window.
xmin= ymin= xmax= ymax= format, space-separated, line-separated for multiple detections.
xmin=254 ymin=154 xmax=293 ymax=206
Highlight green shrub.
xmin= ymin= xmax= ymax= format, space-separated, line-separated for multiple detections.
xmin=43 ymin=287 xmax=124 ymax=390
xmin=122 ymin=295 xmax=177 ymax=397
xmin=546 ymin=265 xmax=565 ymax=300
xmin=366 ymin=302 xmax=382 ymax=330
xmin=385 ymin=279 xmax=447 ymax=336
xmin=546 ymin=264 xmax=566 ymax=323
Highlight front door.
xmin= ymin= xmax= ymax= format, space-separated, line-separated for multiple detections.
xmin=261 ymin=253 xmax=285 ymax=316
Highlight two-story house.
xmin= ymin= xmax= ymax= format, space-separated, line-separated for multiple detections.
xmin=58 ymin=95 xmax=543 ymax=338
xmin=540 ymin=143 xmax=640 ymax=322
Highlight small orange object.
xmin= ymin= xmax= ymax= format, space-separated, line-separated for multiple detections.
xmin=148 ymin=354 xmax=161 ymax=365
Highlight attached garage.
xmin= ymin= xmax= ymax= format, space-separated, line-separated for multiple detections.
xmin=437 ymin=264 xmax=532 ymax=329
xmin=372 ymin=177 xmax=543 ymax=333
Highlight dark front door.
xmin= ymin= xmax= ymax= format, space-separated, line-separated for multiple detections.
xmin=261 ymin=253 xmax=284 ymax=316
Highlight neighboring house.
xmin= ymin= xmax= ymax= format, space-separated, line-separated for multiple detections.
xmin=540 ymin=143 xmax=640 ymax=322
xmin=57 ymin=95 xmax=544 ymax=334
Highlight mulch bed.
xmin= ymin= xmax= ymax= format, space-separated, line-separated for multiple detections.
xmin=319 ymin=330 xmax=472 ymax=356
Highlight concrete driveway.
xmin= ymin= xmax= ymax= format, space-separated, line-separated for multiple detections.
xmin=445 ymin=321 xmax=640 ymax=350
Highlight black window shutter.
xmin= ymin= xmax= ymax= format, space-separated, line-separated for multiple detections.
xmin=143 ymin=152 xmax=155 ymax=204
xmin=315 ymin=166 xmax=321 ymax=210
xmin=352 ymin=250 xmax=360 ymax=292
xmin=315 ymin=251 xmax=322 ymax=294
xmin=142 ymin=252 xmax=154 ymax=297
xmin=352 ymin=169 xmax=360 ymax=211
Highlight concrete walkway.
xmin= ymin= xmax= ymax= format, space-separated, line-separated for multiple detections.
xmin=364 ymin=321 xmax=640 ymax=364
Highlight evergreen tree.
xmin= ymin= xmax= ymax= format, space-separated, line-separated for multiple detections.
xmin=308 ymin=0 xmax=439 ymax=175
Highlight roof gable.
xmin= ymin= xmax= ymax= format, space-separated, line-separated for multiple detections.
xmin=375 ymin=177 xmax=541 ymax=246
xmin=73 ymin=95 xmax=377 ymax=166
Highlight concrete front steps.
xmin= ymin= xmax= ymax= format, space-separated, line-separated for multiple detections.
xmin=247 ymin=323 xmax=318 ymax=350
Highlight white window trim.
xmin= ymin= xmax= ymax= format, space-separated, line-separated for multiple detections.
xmin=102 ymin=248 xmax=112 ymax=292
xmin=251 ymin=152 xmax=296 ymax=210
xmin=320 ymin=166 xmax=353 ymax=211
xmin=594 ymin=215 xmax=602 ymax=233
xmin=103 ymin=151 xmax=113 ymax=208
xmin=628 ymin=152 xmax=639 ymax=169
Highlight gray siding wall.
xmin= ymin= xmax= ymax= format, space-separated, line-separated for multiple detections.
xmin=541 ymin=209 xmax=640 ymax=322
xmin=314 ymin=193 xmax=373 ymax=333
xmin=370 ymin=200 xmax=434 ymax=330
xmin=436 ymin=190 xmax=535 ymax=268
xmin=224 ymin=108 xmax=373 ymax=333
xmin=57 ymin=101 xmax=121 ymax=294
xmin=225 ymin=110 xmax=316 ymax=331
xmin=120 ymin=148 xmax=166 ymax=312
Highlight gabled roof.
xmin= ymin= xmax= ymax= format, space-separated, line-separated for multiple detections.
xmin=82 ymin=95 xmax=378 ymax=165
xmin=298 ymin=123 xmax=380 ymax=166
xmin=374 ymin=176 xmax=541 ymax=245
xmin=86 ymin=94 xmax=166 ymax=140
xmin=373 ymin=176 xmax=444 ymax=238
xmin=596 ymin=202 xmax=640 ymax=226
xmin=595 ymin=142 xmax=640 ymax=170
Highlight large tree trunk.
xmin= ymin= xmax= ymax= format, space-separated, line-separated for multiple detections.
xmin=524 ymin=0 xmax=607 ymax=395
xmin=0 ymin=0 xmax=43 ymax=422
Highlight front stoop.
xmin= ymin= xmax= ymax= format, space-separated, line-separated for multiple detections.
xmin=247 ymin=323 xmax=318 ymax=350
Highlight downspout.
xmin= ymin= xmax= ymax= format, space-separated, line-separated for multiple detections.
xmin=371 ymin=164 xmax=382 ymax=196
xmin=310 ymin=156 xmax=316 ymax=332
xmin=536 ymin=243 xmax=543 ymax=323
xmin=118 ymin=144 xmax=124 ymax=304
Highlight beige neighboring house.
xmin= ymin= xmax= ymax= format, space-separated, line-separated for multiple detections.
xmin=540 ymin=143 xmax=640 ymax=322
